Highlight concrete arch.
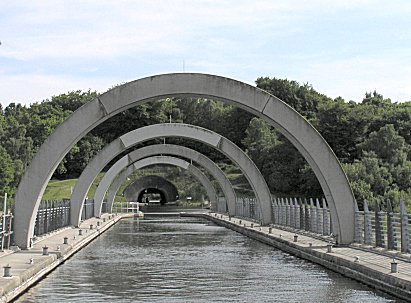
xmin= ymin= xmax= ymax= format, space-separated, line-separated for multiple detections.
xmin=14 ymin=73 xmax=355 ymax=248
xmin=105 ymin=144 xmax=236 ymax=214
xmin=124 ymin=175 xmax=179 ymax=203
xmin=70 ymin=125 xmax=261 ymax=228
xmin=94 ymin=155 xmax=217 ymax=216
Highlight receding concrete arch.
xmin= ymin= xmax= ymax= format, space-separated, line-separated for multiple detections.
xmin=94 ymin=155 xmax=217 ymax=217
xmin=124 ymin=175 xmax=179 ymax=203
xmin=14 ymin=73 xmax=356 ymax=248
xmin=105 ymin=144 xmax=236 ymax=215
xmin=70 ymin=125 xmax=262 ymax=228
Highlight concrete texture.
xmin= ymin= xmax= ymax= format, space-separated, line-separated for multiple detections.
xmin=93 ymin=156 xmax=217 ymax=218
xmin=13 ymin=73 xmax=355 ymax=248
xmin=105 ymin=144 xmax=236 ymax=214
xmin=70 ymin=125 xmax=260 ymax=228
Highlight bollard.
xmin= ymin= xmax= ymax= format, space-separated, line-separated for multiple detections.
xmin=42 ymin=246 xmax=49 ymax=256
xmin=73 ymin=235 xmax=76 ymax=240
xmin=251 ymin=223 xmax=254 ymax=228
xmin=239 ymin=220 xmax=242 ymax=224
xmin=309 ymin=243 xmax=313 ymax=248
xmin=108 ymin=215 xmax=111 ymax=219
xmin=279 ymin=234 xmax=283 ymax=238
xmin=327 ymin=244 xmax=333 ymax=253
xmin=391 ymin=259 xmax=398 ymax=273
xmin=293 ymin=234 xmax=298 ymax=242
xmin=79 ymin=229 xmax=83 ymax=236
xmin=215 ymin=213 xmax=217 ymax=217
xmin=3 ymin=264 xmax=11 ymax=277
xmin=29 ymin=258 xmax=34 ymax=264
xmin=90 ymin=224 xmax=94 ymax=230
xmin=103 ymin=218 xmax=106 ymax=223
xmin=354 ymin=256 xmax=360 ymax=263
xmin=56 ymin=245 xmax=61 ymax=251
xmin=268 ymin=227 xmax=272 ymax=234
xmin=63 ymin=237 xmax=68 ymax=244
xmin=97 ymin=221 xmax=101 ymax=226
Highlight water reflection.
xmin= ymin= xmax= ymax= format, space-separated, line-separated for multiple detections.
xmin=17 ymin=216 xmax=404 ymax=302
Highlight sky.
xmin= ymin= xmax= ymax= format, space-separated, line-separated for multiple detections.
xmin=1 ymin=0 xmax=411 ymax=107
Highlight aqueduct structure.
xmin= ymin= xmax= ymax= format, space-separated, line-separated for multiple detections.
xmin=13 ymin=73 xmax=356 ymax=248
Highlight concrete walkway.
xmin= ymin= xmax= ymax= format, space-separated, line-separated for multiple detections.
xmin=0 ymin=213 xmax=129 ymax=303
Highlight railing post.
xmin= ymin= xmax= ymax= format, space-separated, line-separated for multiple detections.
xmin=375 ymin=202 xmax=384 ymax=248
xmin=304 ymin=199 xmax=310 ymax=231
xmin=294 ymin=198 xmax=300 ymax=229
xmin=386 ymin=200 xmax=396 ymax=250
xmin=310 ymin=198 xmax=317 ymax=233
xmin=400 ymin=201 xmax=410 ymax=253
xmin=316 ymin=198 xmax=323 ymax=235
xmin=363 ymin=200 xmax=373 ymax=245
xmin=289 ymin=198 xmax=295 ymax=228
xmin=354 ymin=199 xmax=363 ymax=243
xmin=322 ymin=198 xmax=330 ymax=236
xmin=299 ymin=198 xmax=305 ymax=230
xmin=285 ymin=198 xmax=291 ymax=227
xmin=272 ymin=197 xmax=278 ymax=224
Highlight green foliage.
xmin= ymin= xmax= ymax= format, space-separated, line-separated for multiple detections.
xmin=0 ymin=146 xmax=14 ymax=194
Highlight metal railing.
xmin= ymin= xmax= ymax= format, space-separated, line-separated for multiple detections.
xmin=81 ymin=199 xmax=94 ymax=221
xmin=1 ymin=193 xmax=13 ymax=250
xmin=112 ymin=201 xmax=140 ymax=214
xmin=216 ymin=197 xmax=227 ymax=213
xmin=235 ymin=197 xmax=261 ymax=222
xmin=34 ymin=200 xmax=70 ymax=237
xmin=354 ymin=200 xmax=410 ymax=253
xmin=271 ymin=197 xmax=332 ymax=237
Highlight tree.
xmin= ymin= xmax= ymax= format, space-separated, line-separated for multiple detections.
xmin=0 ymin=146 xmax=14 ymax=194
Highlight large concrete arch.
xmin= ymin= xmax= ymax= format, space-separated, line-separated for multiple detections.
xmin=14 ymin=73 xmax=356 ymax=248
xmin=70 ymin=124 xmax=262 ymax=228
xmin=123 ymin=175 xmax=179 ymax=203
xmin=94 ymin=155 xmax=217 ymax=217
xmin=105 ymin=144 xmax=236 ymax=215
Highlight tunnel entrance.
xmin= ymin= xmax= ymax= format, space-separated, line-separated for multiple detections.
xmin=138 ymin=188 xmax=167 ymax=205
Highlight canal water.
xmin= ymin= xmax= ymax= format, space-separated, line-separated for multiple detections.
xmin=17 ymin=217 xmax=404 ymax=302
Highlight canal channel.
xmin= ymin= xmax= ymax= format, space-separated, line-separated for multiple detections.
xmin=16 ymin=216 xmax=404 ymax=302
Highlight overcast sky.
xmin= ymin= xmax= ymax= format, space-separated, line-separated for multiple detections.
xmin=1 ymin=0 xmax=411 ymax=107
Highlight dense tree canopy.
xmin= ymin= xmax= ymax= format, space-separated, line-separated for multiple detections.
xmin=0 ymin=77 xmax=410 ymax=210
